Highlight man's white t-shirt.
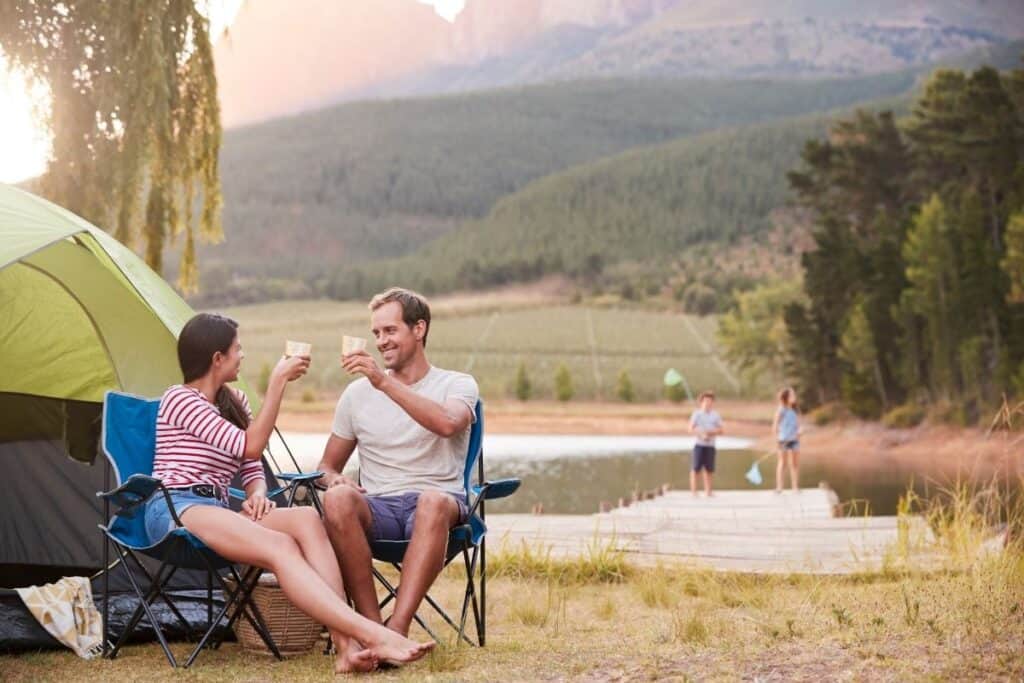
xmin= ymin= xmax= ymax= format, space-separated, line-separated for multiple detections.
xmin=331 ymin=366 xmax=479 ymax=496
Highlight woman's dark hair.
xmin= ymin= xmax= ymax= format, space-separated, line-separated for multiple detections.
xmin=178 ymin=313 xmax=250 ymax=430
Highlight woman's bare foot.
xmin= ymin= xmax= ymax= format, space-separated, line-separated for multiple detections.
xmin=333 ymin=635 xmax=378 ymax=674
xmin=367 ymin=627 xmax=434 ymax=666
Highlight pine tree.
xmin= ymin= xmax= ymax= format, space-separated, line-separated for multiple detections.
xmin=616 ymin=369 xmax=635 ymax=403
xmin=514 ymin=361 xmax=532 ymax=401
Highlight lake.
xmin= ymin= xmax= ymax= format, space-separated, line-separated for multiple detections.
xmin=268 ymin=432 xmax=992 ymax=516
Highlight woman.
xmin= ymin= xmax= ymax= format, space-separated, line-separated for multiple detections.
xmin=772 ymin=387 xmax=801 ymax=493
xmin=144 ymin=313 xmax=432 ymax=672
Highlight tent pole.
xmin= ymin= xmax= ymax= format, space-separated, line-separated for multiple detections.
xmin=102 ymin=454 xmax=110 ymax=657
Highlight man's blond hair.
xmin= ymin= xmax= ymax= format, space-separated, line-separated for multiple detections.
xmin=369 ymin=287 xmax=432 ymax=347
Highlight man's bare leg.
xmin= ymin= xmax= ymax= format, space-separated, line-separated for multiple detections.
xmin=323 ymin=486 xmax=382 ymax=622
xmin=387 ymin=491 xmax=460 ymax=637
xmin=690 ymin=470 xmax=698 ymax=496
xmin=703 ymin=470 xmax=713 ymax=497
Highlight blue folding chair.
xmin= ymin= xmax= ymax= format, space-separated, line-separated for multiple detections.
xmin=369 ymin=400 xmax=520 ymax=646
xmin=97 ymin=391 xmax=282 ymax=668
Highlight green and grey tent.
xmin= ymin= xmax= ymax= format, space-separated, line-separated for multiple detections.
xmin=0 ymin=183 xmax=229 ymax=650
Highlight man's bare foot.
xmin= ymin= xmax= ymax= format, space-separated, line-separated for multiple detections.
xmin=705 ymin=491 xmax=714 ymax=497
xmin=334 ymin=636 xmax=378 ymax=674
xmin=368 ymin=627 xmax=434 ymax=666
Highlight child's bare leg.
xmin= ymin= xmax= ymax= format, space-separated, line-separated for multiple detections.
xmin=789 ymin=450 xmax=800 ymax=492
xmin=775 ymin=450 xmax=785 ymax=492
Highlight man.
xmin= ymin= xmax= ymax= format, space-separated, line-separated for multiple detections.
xmin=688 ymin=389 xmax=724 ymax=497
xmin=317 ymin=287 xmax=478 ymax=644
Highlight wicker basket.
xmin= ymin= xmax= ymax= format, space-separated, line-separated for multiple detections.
xmin=230 ymin=572 xmax=322 ymax=656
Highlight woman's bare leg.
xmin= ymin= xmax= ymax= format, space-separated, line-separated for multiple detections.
xmin=180 ymin=505 xmax=433 ymax=666
xmin=255 ymin=506 xmax=374 ymax=672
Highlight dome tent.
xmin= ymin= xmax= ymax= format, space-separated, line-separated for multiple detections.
xmin=0 ymin=183 xmax=252 ymax=650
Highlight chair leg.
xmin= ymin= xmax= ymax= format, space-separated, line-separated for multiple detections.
xmin=183 ymin=564 xmax=259 ymax=667
xmin=112 ymin=545 xmax=179 ymax=667
xmin=458 ymin=545 xmax=482 ymax=647
xmin=122 ymin=552 xmax=193 ymax=638
xmin=372 ymin=565 xmax=444 ymax=644
xmin=480 ymin=536 xmax=487 ymax=646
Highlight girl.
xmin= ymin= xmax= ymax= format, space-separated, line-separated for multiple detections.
xmin=772 ymin=387 xmax=801 ymax=493
xmin=145 ymin=313 xmax=432 ymax=672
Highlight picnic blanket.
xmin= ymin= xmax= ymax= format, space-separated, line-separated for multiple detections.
xmin=15 ymin=576 xmax=104 ymax=659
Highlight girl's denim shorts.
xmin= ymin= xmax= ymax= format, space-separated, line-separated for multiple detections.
xmin=144 ymin=489 xmax=227 ymax=544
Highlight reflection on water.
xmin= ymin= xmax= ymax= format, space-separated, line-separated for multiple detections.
xmin=273 ymin=432 xmax=988 ymax=516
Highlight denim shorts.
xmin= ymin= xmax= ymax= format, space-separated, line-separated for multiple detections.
xmin=144 ymin=490 xmax=227 ymax=545
xmin=779 ymin=440 xmax=800 ymax=451
xmin=366 ymin=491 xmax=469 ymax=542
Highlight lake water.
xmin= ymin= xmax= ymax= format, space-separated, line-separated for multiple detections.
xmin=268 ymin=432 xmax=982 ymax=516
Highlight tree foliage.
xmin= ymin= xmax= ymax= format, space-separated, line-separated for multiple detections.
xmin=784 ymin=63 xmax=1024 ymax=417
xmin=0 ymin=1 xmax=222 ymax=292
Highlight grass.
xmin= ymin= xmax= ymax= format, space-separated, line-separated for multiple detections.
xmin=219 ymin=299 xmax=742 ymax=401
xmin=4 ymin=543 xmax=1022 ymax=681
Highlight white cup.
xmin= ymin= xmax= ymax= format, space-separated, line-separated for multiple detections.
xmin=284 ymin=340 xmax=312 ymax=358
xmin=341 ymin=335 xmax=368 ymax=356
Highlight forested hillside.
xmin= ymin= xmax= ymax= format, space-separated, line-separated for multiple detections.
xmin=187 ymin=73 xmax=916 ymax=303
xmin=334 ymin=114 xmax=836 ymax=299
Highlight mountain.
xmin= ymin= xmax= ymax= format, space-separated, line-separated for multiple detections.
xmin=183 ymin=71 xmax=915 ymax=304
xmin=214 ymin=0 xmax=1024 ymax=125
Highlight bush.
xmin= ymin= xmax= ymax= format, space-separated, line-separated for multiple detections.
xmin=554 ymin=364 xmax=574 ymax=402
xmin=664 ymin=382 xmax=687 ymax=403
xmin=301 ymin=389 xmax=316 ymax=403
xmin=258 ymin=362 xmax=271 ymax=395
xmin=514 ymin=361 xmax=532 ymax=401
xmin=808 ymin=402 xmax=847 ymax=426
xmin=882 ymin=403 xmax=926 ymax=429
xmin=682 ymin=283 xmax=718 ymax=316
xmin=928 ymin=400 xmax=968 ymax=427
xmin=616 ymin=369 xmax=635 ymax=403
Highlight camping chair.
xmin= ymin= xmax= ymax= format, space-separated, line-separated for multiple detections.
xmin=369 ymin=400 xmax=520 ymax=646
xmin=96 ymin=391 xmax=282 ymax=668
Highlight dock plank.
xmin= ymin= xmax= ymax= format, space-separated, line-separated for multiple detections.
xmin=485 ymin=488 xmax=932 ymax=574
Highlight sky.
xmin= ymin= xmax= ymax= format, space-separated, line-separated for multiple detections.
xmin=0 ymin=0 xmax=466 ymax=184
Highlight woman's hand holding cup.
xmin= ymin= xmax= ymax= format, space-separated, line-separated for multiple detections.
xmin=274 ymin=352 xmax=310 ymax=383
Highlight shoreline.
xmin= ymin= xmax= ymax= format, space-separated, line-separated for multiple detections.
xmin=276 ymin=399 xmax=1021 ymax=481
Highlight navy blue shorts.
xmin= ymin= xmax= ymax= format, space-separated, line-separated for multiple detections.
xmin=366 ymin=491 xmax=468 ymax=542
xmin=692 ymin=445 xmax=716 ymax=472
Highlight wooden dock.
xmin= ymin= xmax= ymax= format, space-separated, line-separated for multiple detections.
xmin=485 ymin=487 xmax=933 ymax=574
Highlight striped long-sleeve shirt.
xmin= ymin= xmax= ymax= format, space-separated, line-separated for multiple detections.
xmin=152 ymin=385 xmax=264 ymax=495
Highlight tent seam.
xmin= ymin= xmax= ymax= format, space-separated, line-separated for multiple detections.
xmin=19 ymin=262 xmax=125 ymax=391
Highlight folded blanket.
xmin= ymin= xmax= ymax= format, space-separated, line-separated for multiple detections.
xmin=15 ymin=576 xmax=104 ymax=659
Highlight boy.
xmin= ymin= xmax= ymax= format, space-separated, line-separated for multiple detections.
xmin=688 ymin=390 xmax=724 ymax=496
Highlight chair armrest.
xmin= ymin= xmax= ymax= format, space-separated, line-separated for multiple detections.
xmin=97 ymin=474 xmax=183 ymax=527
xmin=467 ymin=478 xmax=522 ymax=517
xmin=97 ymin=473 xmax=162 ymax=508
xmin=276 ymin=471 xmax=325 ymax=483
xmin=472 ymin=478 xmax=521 ymax=500
xmin=229 ymin=485 xmax=289 ymax=500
